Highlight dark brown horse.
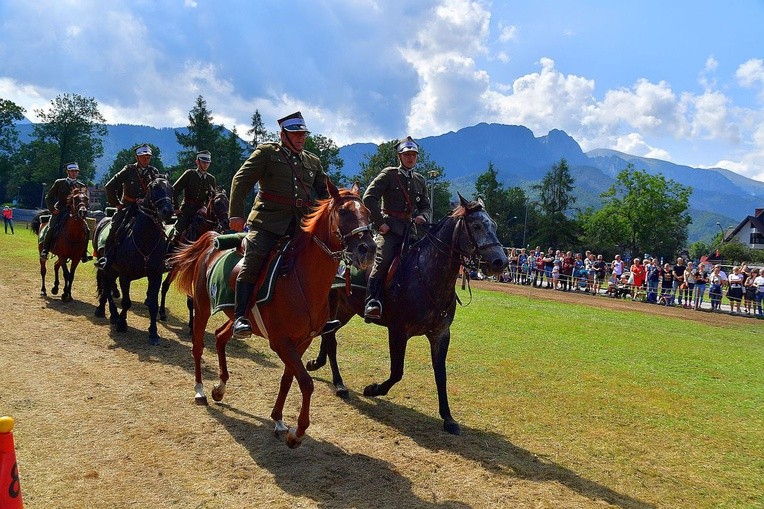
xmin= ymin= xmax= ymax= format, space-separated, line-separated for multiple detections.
xmin=170 ymin=182 xmax=376 ymax=448
xmin=34 ymin=188 xmax=90 ymax=302
xmin=306 ymin=195 xmax=508 ymax=435
xmin=159 ymin=188 xmax=230 ymax=323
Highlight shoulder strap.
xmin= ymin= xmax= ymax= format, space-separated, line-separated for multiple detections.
xmin=390 ymin=169 xmax=414 ymax=213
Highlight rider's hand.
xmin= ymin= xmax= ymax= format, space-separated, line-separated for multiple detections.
xmin=414 ymin=215 xmax=426 ymax=226
xmin=230 ymin=216 xmax=245 ymax=232
xmin=378 ymin=223 xmax=390 ymax=235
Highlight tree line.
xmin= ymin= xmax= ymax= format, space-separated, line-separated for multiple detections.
xmin=1 ymin=93 xmax=758 ymax=263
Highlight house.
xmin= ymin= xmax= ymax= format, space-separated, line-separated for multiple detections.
xmin=723 ymin=208 xmax=764 ymax=249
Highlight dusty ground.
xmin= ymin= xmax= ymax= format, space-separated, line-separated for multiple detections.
xmin=0 ymin=260 xmax=750 ymax=508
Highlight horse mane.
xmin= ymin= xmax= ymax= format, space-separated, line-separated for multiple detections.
xmin=292 ymin=188 xmax=357 ymax=252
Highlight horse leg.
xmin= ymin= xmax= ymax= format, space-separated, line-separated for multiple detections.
xmin=306 ymin=332 xmax=349 ymax=399
xmin=145 ymin=274 xmax=162 ymax=345
xmin=158 ymin=270 xmax=174 ymax=322
xmin=94 ymin=270 xmax=106 ymax=317
xmin=273 ymin=343 xmax=314 ymax=449
xmin=116 ymin=278 xmax=131 ymax=333
xmin=271 ymin=367 xmax=294 ymax=438
xmin=211 ymin=321 xmax=233 ymax=402
xmin=186 ymin=296 xmax=194 ymax=334
xmin=51 ymin=263 xmax=60 ymax=295
xmin=428 ymin=328 xmax=460 ymax=435
xmin=39 ymin=258 xmax=47 ymax=296
xmin=191 ymin=305 xmax=213 ymax=405
xmin=63 ymin=259 xmax=78 ymax=302
xmin=364 ymin=328 xmax=408 ymax=397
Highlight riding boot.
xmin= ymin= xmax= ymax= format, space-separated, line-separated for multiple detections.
xmin=232 ymin=280 xmax=256 ymax=339
xmin=364 ymin=276 xmax=383 ymax=321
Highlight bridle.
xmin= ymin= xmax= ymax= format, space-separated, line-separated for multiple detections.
xmin=312 ymin=194 xmax=372 ymax=264
xmin=420 ymin=206 xmax=502 ymax=268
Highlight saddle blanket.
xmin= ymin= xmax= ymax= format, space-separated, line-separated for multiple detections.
xmin=207 ymin=243 xmax=290 ymax=315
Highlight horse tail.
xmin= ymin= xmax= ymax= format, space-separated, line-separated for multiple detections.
xmin=31 ymin=211 xmax=45 ymax=235
xmin=171 ymin=230 xmax=218 ymax=297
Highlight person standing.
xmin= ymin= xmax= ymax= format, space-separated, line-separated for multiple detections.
xmin=97 ymin=144 xmax=160 ymax=270
xmin=709 ymin=265 xmax=724 ymax=311
xmin=753 ymin=269 xmax=764 ymax=319
xmin=2 ymin=206 xmax=13 ymax=234
xmin=671 ymin=257 xmax=687 ymax=307
xmin=693 ymin=262 xmax=709 ymax=310
xmin=727 ymin=266 xmax=744 ymax=314
xmin=40 ymin=162 xmax=90 ymax=262
xmin=630 ymin=257 xmax=646 ymax=299
xmin=228 ymin=112 xmax=332 ymax=338
xmin=362 ymin=136 xmax=432 ymax=320
xmin=646 ymin=258 xmax=660 ymax=303
xmin=172 ymin=150 xmax=217 ymax=243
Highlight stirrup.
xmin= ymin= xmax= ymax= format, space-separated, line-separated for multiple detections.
xmin=232 ymin=317 xmax=252 ymax=339
xmin=364 ymin=300 xmax=382 ymax=320
xmin=40 ymin=249 xmax=49 ymax=260
xmin=81 ymin=254 xmax=93 ymax=263
xmin=95 ymin=257 xmax=107 ymax=269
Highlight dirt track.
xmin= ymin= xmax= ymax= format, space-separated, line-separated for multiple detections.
xmin=0 ymin=259 xmax=751 ymax=508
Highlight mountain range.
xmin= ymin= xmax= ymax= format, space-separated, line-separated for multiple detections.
xmin=17 ymin=121 xmax=763 ymax=243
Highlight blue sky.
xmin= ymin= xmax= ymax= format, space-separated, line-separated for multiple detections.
xmin=2 ymin=1 xmax=764 ymax=180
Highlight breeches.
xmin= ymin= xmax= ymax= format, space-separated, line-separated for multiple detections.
xmin=368 ymin=232 xmax=402 ymax=280
xmin=238 ymin=228 xmax=282 ymax=283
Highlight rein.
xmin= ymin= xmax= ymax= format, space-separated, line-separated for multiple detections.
xmin=129 ymin=180 xmax=173 ymax=269
xmin=311 ymin=195 xmax=371 ymax=262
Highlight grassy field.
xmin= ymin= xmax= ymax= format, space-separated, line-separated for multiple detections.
xmin=2 ymin=225 xmax=763 ymax=508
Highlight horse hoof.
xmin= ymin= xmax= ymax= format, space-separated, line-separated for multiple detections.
xmin=159 ymin=313 xmax=167 ymax=322
xmin=116 ymin=323 xmax=127 ymax=333
xmin=363 ymin=383 xmax=381 ymax=397
xmin=335 ymin=384 xmax=350 ymax=399
xmin=285 ymin=427 xmax=304 ymax=449
xmin=211 ymin=384 xmax=226 ymax=402
xmin=443 ymin=419 xmax=462 ymax=435
xmin=149 ymin=336 xmax=160 ymax=346
xmin=40 ymin=290 xmax=46 ymax=297
xmin=194 ymin=396 xmax=208 ymax=406
xmin=305 ymin=359 xmax=322 ymax=371
xmin=51 ymin=287 xmax=59 ymax=295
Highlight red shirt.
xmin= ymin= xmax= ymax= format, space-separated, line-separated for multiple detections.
xmin=631 ymin=264 xmax=646 ymax=286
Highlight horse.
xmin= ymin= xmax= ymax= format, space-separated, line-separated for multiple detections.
xmin=159 ymin=188 xmax=230 ymax=324
xmin=306 ymin=194 xmax=508 ymax=435
xmin=170 ymin=181 xmax=376 ymax=448
xmin=33 ymin=188 xmax=91 ymax=302
xmin=93 ymin=177 xmax=175 ymax=345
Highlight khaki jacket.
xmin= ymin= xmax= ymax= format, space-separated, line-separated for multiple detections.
xmin=104 ymin=164 xmax=159 ymax=207
xmin=46 ymin=178 xmax=87 ymax=212
xmin=229 ymin=142 xmax=328 ymax=236
xmin=363 ymin=166 xmax=431 ymax=237
xmin=173 ymin=169 xmax=217 ymax=209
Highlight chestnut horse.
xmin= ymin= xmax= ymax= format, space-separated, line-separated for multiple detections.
xmin=306 ymin=195 xmax=508 ymax=435
xmin=34 ymin=188 xmax=90 ymax=302
xmin=170 ymin=182 xmax=376 ymax=448
xmin=159 ymin=188 xmax=230 ymax=323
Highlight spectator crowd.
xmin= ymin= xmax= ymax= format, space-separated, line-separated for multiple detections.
xmin=488 ymin=247 xmax=764 ymax=319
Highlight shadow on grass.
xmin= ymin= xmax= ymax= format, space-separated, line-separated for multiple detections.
xmin=207 ymin=403 xmax=470 ymax=509
xmin=333 ymin=389 xmax=655 ymax=509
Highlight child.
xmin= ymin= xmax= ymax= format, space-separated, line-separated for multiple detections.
xmin=551 ymin=261 xmax=560 ymax=290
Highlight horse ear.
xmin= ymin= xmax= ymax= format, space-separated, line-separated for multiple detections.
xmin=476 ymin=196 xmax=486 ymax=209
xmin=326 ymin=176 xmax=339 ymax=199
xmin=457 ymin=192 xmax=470 ymax=208
xmin=350 ymin=181 xmax=360 ymax=195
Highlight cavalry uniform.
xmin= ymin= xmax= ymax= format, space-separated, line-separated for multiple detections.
xmin=364 ymin=165 xmax=431 ymax=278
xmin=230 ymin=141 xmax=328 ymax=282
xmin=172 ymin=167 xmax=216 ymax=241
xmin=98 ymin=144 xmax=160 ymax=269
xmin=363 ymin=138 xmax=431 ymax=319
xmin=41 ymin=163 xmax=90 ymax=261
xmin=229 ymin=111 xmax=332 ymax=339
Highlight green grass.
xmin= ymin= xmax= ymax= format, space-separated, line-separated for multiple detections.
xmin=4 ymin=227 xmax=763 ymax=507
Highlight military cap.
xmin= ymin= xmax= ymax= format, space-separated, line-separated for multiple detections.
xmin=278 ymin=111 xmax=309 ymax=132
xmin=134 ymin=144 xmax=153 ymax=156
xmin=196 ymin=150 xmax=212 ymax=162
xmin=65 ymin=162 xmax=80 ymax=171
xmin=397 ymin=136 xmax=419 ymax=154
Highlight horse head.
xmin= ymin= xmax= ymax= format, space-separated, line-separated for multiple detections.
xmin=456 ymin=192 xmax=509 ymax=275
xmin=210 ymin=188 xmax=230 ymax=232
xmin=68 ymin=189 xmax=90 ymax=219
xmin=146 ymin=177 xmax=175 ymax=222
xmin=332 ymin=182 xmax=376 ymax=270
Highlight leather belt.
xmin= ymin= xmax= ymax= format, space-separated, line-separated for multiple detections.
xmin=383 ymin=209 xmax=411 ymax=220
xmin=258 ymin=191 xmax=312 ymax=208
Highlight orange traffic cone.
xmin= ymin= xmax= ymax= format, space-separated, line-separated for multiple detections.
xmin=0 ymin=416 xmax=23 ymax=508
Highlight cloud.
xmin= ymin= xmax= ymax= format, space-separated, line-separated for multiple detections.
xmin=613 ymin=133 xmax=671 ymax=161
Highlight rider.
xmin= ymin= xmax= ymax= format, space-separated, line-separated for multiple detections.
xmin=362 ymin=136 xmax=431 ymax=320
xmin=171 ymin=150 xmax=217 ymax=243
xmin=228 ymin=111 xmax=336 ymax=339
xmin=40 ymin=161 xmax=91 ymax=263
xmin=97 ymin=144 xmax=160 ymax=270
